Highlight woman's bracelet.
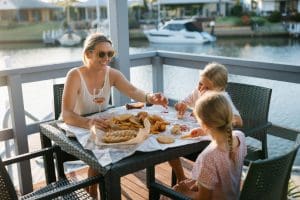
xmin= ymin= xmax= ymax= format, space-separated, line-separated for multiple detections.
xmin=145 ymin=93 xmax=150 ymax=103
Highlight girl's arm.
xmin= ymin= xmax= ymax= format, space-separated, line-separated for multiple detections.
xmin=233 ymin=114 xmax=243 ymax=128
xmin=111 ymin=68 xmax=168 ymax=106
xmin=174 ymin=181 xmax=212 ymax=200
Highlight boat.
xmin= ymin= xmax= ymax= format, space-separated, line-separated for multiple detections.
xmin=144 ymin=19 xmax=216 ymax=44
xmin=58 ymin=32 xmax=81 ymax=47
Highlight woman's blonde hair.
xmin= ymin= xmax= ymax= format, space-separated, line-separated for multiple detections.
xmin=201 ymin=62 xmax=228 ymax=91
xmin=194 ymin=91 xmax=234 ymax=162
xmin=82 ymin=32 xmax=112 ymax=64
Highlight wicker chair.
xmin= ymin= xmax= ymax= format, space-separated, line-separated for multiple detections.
xmin=0 ymin=145 xmax=102 ymax=200
xmin=226 ymin=82 xmax=272 ymax=164
xmin=149 ymin=135 xmax=300 ymax=200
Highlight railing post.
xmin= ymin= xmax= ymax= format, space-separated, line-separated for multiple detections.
xmin=108 ymin=0 xmax=131 ymax=106
xmin=7 ymin=74 xmax=32 ymax=194
xmin=152 ymin=56 xmax=164 ymax=93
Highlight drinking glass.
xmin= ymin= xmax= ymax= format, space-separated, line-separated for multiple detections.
xmin=93 ymin=88 xmax=105 ymax=111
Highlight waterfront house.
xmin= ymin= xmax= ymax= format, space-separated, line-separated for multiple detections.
xmin=156 ymin=0 xmax=235 ymax=19
xmin=0 ymin=0 xmax=61 ymax=22
xmin=242 ymin=0 xmax=300 ymax=15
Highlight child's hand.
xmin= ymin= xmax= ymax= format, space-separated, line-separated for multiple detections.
xmin=190 ymin=127 xmax=207 ymax=137
xmin=174 ymin=181 xmax=190 ymax=193
xmin=175 ymin=102 xmax=187 ymax=116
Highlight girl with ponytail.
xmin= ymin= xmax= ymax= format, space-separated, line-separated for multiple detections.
xmin=172 ymin=91 xmax=247 ymax=200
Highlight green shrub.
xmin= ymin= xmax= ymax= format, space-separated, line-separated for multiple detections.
xmin=268 ymin=11 xmax=281 ymax=22
xmin=231 ymin=4 xmax=243 ymax=17
xmin=250 ymin=17 xmax=267 ymax=26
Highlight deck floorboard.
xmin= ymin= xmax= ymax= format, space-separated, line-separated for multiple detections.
xmin=33 ymin=159 xmax=193 ymax=200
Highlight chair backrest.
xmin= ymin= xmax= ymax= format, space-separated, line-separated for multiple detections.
xmin=53 ymin=84 xmax=64 ymax=120
xmin=226 ymin=82 xmax=272 ymax=140
xmin=239 ymin=135 xmax=300 ymax=200
xmin=0 ymin=157 xmax=18 ymax=200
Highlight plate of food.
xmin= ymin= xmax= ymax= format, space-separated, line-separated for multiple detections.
xmin=91 ymin=114 xmax=151 ymax=146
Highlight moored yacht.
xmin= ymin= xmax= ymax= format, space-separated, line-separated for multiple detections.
xmin=144 ymin=19 xmax=216 ymax=44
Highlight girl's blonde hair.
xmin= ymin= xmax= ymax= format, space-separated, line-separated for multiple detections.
xmin=82 ymin=32 xmax=112 ymax=64
xmin=194 ymin=91 xmax=234 ymax=162
xmin=201 ymin=62 xmax=228 ymax=91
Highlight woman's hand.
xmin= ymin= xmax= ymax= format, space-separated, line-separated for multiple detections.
xmin=148 ymin=93 xmax=168 ymax=108
xmin=175 ymin=102 xmax=187 ymax=116
xmin=88 ymin=117 xmax=110 ymax=131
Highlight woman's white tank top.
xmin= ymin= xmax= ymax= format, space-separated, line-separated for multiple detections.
xmin=74 ymin=67 xmax=111 ymax=115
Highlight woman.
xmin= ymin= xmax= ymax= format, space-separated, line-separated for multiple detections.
xmin=62 ymin=32 xmax=168 ymax=198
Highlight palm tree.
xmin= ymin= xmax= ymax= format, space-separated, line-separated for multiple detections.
xmin=55 ymin=0 xmax=79 ymax=26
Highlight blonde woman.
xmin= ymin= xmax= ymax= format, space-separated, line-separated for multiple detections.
xmin=172 ymin=92 xmax=246 ymax=200
xmin=62 ymin=33 xmax=168 ymax=198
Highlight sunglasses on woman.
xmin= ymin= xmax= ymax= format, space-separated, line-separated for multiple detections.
xmin=98 ymin=51 xmax=115 ymax=58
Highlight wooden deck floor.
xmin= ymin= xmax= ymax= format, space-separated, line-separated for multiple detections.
xmin=33 ymin=159 xmax=194 ymax=200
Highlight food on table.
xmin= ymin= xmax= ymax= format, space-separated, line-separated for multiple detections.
xmin=180 ymin=130 xmax=201 ymax=139
xmin=177 ymin=113 xmax=184 ymax=119
xmin=125 ymin=102 xmax=145 ymax=110
xmin=171 ymin=124 xmax=181 ymax=135
xmin=137 ymin=111 xmax=148 ymax=121
xmin=156 ymin=135 xmax=175 ymax=144
xmin=102 ymin=130 xmax=137 ymax=143
xmin=105 ymin=112 xmax=169 ymax=134
xmin=179 ymin=124 xmax=190 ymax=132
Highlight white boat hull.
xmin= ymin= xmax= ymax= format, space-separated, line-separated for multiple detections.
xmin=58 ymin=33 xmax=81 ymax=46
xmin=144 ymin=30 xmax=215 ymax=44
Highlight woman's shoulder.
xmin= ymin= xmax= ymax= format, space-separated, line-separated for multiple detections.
xmin=67 ymin=67 xmax=82 ymax=80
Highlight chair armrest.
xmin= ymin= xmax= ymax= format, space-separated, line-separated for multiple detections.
xmin=26 ymin=174 xmax=103 ymax=200
xmin=150 ymin=182 xmax=192 ymax=200
xmin=2 ymin=146 xmax=58 ymax=166
xmin=243 ymin=122 xmax=272 ymax=137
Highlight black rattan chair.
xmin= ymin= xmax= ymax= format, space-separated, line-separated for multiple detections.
xmin=226 ymin=82 xmax=272 ymax=165
xmin=53 ymin=83 xmax=64 ymax=120
xmin=0 ymin=145 xmax=102 ymax=200
xmin=149 ymin=135 xmax=300 ymax=200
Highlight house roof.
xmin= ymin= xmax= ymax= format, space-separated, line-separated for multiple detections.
xmin=0 ymin=0 xmax=59 ymax=10
xmin=73 ymin=0 xmax=107 ymax=8
xmin=73 ymin=0 xmax=143 ymax=8
xmin=158 ymin=0 xmax=234 ymax=5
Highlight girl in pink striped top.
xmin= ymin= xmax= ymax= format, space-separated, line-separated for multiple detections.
xmin=173 ymin=92 xmax=247 ymax=200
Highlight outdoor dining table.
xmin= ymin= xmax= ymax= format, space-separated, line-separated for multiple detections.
xmin=39 ymin=105 xmax=211 ymax=200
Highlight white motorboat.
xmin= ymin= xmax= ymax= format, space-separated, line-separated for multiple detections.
xmin=144 ymin=19 xmax=216 ymax=44
xmin=58 ymin=32 xmax=81 ymax=47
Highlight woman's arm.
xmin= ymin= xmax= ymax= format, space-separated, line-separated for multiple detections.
xmin=111 ymin=69 xmax=168 ymax=106
xmin=62 ymin=69 xmax=90 ymax=128
xmin=62 ymin=69 xmax=109 ymax=130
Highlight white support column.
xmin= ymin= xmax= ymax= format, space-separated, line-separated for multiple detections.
xmin=152 ymin=56 xmax=163 ymax=93
xmin=7 ymin=75 xmax=32 ymax=194
xmin=108 ymin=0 xmax=130 ymax=106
